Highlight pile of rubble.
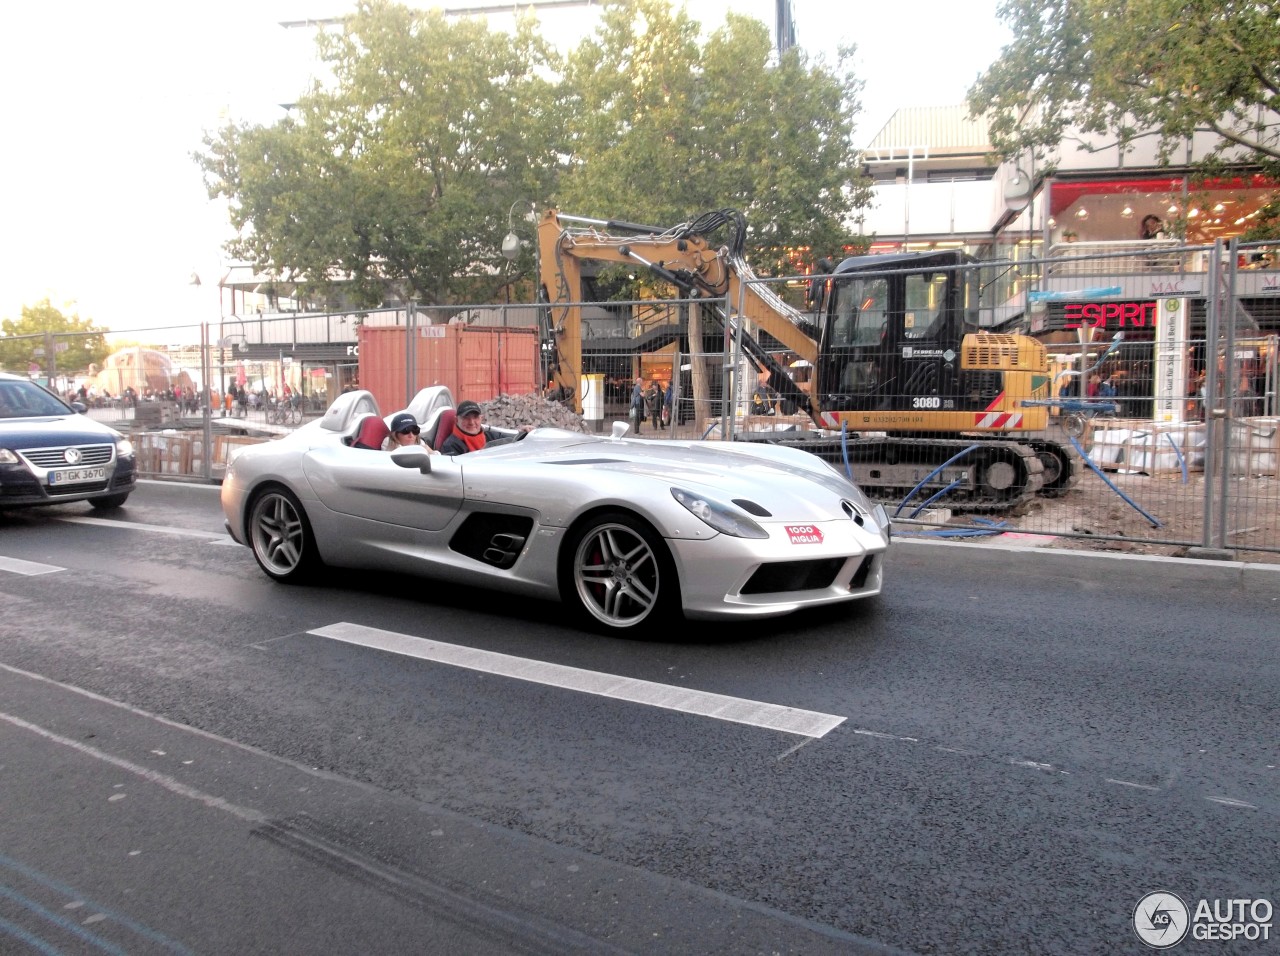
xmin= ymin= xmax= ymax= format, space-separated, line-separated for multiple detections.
xmin=480 ymin=392 xmax=590 ymax=433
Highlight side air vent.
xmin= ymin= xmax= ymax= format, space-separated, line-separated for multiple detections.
xmin=732 ymin=498 xmax=772 ymax=517
xmin=451 ymin=513 xmax=535 ymax=570
xmin=840 ymin=500 xmax=866 ymax=527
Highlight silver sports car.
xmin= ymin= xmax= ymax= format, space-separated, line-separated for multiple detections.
xmin=221 ymin=387 xmax=890 ymax=632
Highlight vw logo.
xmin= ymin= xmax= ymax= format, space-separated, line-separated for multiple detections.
xmin=63 ymin=447 xmax=82 ymax=465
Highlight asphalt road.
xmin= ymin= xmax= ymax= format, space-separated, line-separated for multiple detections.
xmin=1 ymin=481 xmax=1276 ymax=955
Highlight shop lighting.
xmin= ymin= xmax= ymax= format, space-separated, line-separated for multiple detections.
xmin=1074 ymin=206 xmax=1089 ymax=220
xmin=1120 ymin=205 xmax=1134 ymax=219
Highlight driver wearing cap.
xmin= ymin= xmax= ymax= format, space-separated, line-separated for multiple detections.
xmin=439 ymin=400 xmax=504 ymax=455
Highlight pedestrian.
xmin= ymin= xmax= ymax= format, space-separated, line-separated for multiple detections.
xmin=645 ymin=380 xmax=662 ymax=430
xmin=750 ymin=371 xmax=778 ymax=415
xmin=630 ymin=377 xmax=645 ymax=434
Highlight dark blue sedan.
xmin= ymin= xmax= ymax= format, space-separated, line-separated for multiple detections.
xmin=0 ymin=372 xmax=136 ymax=509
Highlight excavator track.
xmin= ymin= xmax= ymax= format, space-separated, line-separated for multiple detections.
xmin=737 ymin=434 xmax=1049 ymax=513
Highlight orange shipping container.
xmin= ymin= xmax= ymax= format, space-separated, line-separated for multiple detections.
xmin=358 ymin=325 xmax=540 ymax=414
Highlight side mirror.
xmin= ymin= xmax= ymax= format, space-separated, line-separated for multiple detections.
xmin=391 ymin=449 xmax=433 ymax=474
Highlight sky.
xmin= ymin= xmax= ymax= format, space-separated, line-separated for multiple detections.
xmin=0 ymin=0 xmax=1009 ymax=336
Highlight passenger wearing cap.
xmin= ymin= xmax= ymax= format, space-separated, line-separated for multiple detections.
xmin=383 ymin=411 xmax=436 ymax=453
xmin=439 ymin=400 xmax=532 ymax=455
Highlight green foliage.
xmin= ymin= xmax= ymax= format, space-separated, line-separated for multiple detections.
xmin=197 ymin=0 xmax=563 ymax=307
xmin=195 ymin=0 xmax=871 ymax=307
xmin=968 ymin=0 xmax=1280 ymax=235
xmin=557 ymin=0 xmax=869 ymax=275
xmin=0 ymin=300 xmax=111 ymax=376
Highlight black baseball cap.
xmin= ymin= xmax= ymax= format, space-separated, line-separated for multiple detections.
xmin=390 ymin=412 xmax=419 ymax=434
xmin=456 ymin=400 xmax=483 ymax=417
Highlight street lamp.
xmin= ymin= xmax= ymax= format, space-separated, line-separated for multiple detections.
xmin=502 ymin=199 xmax=535 ymax=261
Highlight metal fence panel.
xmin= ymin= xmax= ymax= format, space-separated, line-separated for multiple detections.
xmin=3 ymin=244 xmax=1275 ymax=557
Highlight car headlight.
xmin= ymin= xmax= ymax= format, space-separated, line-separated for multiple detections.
xmin=873 ymin=502 xmax=891 ymax=534
xmin=0 ymin=449 xmax=18 ymax=464
xmin=116 ymin=438 xmax=134 ymax=458
xmin=671 ymin=487 xmax=769 ymax=539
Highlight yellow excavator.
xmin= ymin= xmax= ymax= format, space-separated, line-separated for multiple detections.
xmin=536 ymin=207 xmax=1076 ymax=509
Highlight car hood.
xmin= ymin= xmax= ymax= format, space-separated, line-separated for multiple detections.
xmin=0 ymin=415 xmax=123 ymax=449
xmin=465 ymin=431 xmax=870 ymax=523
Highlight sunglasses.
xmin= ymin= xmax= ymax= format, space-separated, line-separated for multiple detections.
xmin=396 ymin=427 xmax=420 ymax=436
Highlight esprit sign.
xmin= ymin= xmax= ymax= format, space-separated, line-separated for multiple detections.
xmin=1064 ymin=301 xmax=1156 ymax=330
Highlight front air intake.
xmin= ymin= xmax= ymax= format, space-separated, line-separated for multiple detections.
xmin=740 ymin=558 xmax=845 ymax=595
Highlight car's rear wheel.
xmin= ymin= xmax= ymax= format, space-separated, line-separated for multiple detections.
xmin=248 ymin=486 xmax=320 ymax=583
xmin=561 ymin=511 xmax=677 ymax=632
xmin=89 ymin=493 xmax=130 ymax=510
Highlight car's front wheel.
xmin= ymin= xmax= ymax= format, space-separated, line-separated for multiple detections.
xmin=248 ymin=486 xmax=320 ymax=583
xmin=561 ymin=511 xmax=678 ymax=632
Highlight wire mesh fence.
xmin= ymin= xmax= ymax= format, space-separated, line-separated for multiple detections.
xmin=4 ymin=239 xmax=1277 ymax=556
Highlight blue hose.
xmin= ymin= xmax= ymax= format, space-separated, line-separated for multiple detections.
xmin=1165 ymin=433 xmax=1188 ymax=483
xmin=892 ymin=516 xmax=1008 ymax=539
xmin=840 ymin=423 xmax=854 ymax=482
xmin=893 ymin=527 xmax=1005 ymax=538
xmin=909 ymin=478 xmax=964 ymax=517
xmin=1068 ymin=435 xmax=1163 ymax=527
xmin=894 ymin=444 xmax=981 ymax=517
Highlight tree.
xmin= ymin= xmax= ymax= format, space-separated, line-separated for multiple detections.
xmin=556 ymin=0 xmax=870 ymax=276
xmin=967 ymin=0 xmax=1280 ymax=236
xmin=196 ymin=0 xmax=563 ymax=308
xmin=197 ymin=0 xmax=872 ymax=308
xmin=0 ymin=300 xmax=111 ymax=377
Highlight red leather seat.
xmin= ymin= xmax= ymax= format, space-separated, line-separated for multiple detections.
xmin=351 ymin=414 xmax=391 ymax=450
xmin=427 ymin=408 xmax=455 ymax=450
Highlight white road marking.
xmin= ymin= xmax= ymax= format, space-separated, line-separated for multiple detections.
xmin=56 ymin=515 xmax=234 ymax=542
xmin=0 ymin=709 xmax=265 ymax=824
xmin=1009 ymin=758 xmax=1055 ymax=771
xmin=309 ymin=622 xmax=846 ymax=738
xmin=852 ymin=728 xmax=918 ymax=742
xmin=1105 ymin=778 xmax=1160 ymax=791
xmin=1205 ymin=796 xmax=1257 ymax=809
xmin=0 ymin=555 xmax=64 ymax=575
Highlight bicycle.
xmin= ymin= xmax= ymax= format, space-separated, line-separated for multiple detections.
xmin=264 ymin=397 xmax=303 ymax=426
xmin=282 ymin=397 xmax=303 ymax=426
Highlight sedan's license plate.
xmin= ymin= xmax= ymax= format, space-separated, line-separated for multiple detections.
xmin=48 ymin=466 xmax=106 ymax=485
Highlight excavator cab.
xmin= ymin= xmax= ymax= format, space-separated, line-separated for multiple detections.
xmin=817 ymin=251 xmax=976 ymax=414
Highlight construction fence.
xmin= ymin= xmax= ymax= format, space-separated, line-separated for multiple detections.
xmin=5 ymin=240 xmax=1277 ymax=556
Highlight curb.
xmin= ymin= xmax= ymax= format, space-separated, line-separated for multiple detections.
xmin=894 ymin=536 xmax=1280 ymax=591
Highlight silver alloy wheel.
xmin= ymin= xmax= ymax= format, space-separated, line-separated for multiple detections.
xmin=572 ymin=521 xmax=661 ymax=628
xmin=250 ymin=491 xmax=307 ymax=577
